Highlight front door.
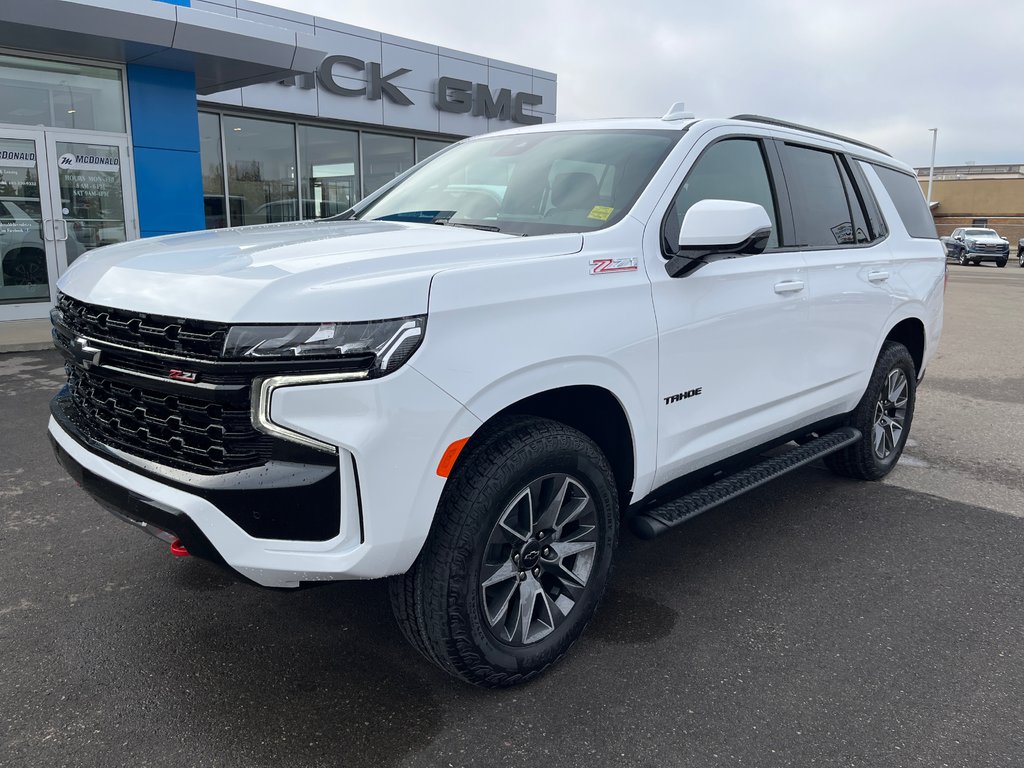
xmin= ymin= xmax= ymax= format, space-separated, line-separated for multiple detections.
xmin=0 ymin=130 xmax=136 ymax=322
xmin=644 ymin=131 xmax=812 ymax=488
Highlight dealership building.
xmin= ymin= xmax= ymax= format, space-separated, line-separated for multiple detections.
xmin=916 ymin=164 xmax=1024 ymax=246
xmin=0 ymin=0 xmax=556 ymax=342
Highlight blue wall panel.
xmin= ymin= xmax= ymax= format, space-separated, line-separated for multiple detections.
xmin=126 ymin=64 xmax=204 ymax=236
xmin=133 ymin=147 xmax=203 ymax=236
xmin=153 ymin=0 xmax=190 ymax=6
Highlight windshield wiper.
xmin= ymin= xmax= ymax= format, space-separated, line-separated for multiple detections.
xmin=374 ymin=210 xmax=456 ymax=224
xmin=374 ymin=210 xmax=502 ymax=232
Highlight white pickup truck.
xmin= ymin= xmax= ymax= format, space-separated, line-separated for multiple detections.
xmin=49 ymin=110 xmax=944 ymax=687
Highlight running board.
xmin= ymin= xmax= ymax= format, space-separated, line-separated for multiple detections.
xmin=630 ymin=427 xmax=862 ymax=540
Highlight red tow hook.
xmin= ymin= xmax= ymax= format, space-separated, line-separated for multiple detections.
xmin=170 ymin=539 xmax=190 ymax=557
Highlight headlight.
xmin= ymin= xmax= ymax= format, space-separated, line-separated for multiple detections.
xmin=222 ymin=316 xmax=425 ymax=375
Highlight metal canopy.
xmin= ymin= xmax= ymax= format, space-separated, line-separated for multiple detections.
xmin=0 ymin=0 xmax=325 ymax=94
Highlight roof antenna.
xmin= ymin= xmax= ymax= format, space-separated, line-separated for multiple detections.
xmin=662 ymin=102 xmax=695 ymax=121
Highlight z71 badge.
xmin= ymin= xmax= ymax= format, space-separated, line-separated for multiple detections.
xmin=589 ymin=257 xmax=638 ymax=275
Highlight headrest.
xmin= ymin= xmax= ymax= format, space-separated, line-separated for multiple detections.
xmin=551 ymin=172 xmax=599 ymax=209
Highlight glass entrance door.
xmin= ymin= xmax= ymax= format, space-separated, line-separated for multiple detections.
xmin=0 ymin=130 xmax=136 ymax=322
xmin=0 ymin=129 xmax=59 ymax=320
xmin=44 ymin=132 xmax=135 ymax=274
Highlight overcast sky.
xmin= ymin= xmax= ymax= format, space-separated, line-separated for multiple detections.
xmin=273 ymin=0 xmax=1020 ymax=168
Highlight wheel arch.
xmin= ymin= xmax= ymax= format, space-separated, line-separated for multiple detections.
xmin=883 ymin=316 xmax=926 ymax=376
xmin=454 ymin=384 xmax=639 ymax=508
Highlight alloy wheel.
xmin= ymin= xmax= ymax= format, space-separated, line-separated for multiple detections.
xmin=479 ymin=473 xmax=598 ymax=646
xmin=872 ymin=368 xmax=909 ymax=460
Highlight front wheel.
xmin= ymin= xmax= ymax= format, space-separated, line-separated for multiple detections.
xmin=825 ymin=341 xmax=917 ymax=480
xmin=389 ymin=416 xmax=619 ymax=687
xmin=996 ymin=259 xmax=1007 ymax=268
xmin=958 ymin=252 xmax=969 ymax=266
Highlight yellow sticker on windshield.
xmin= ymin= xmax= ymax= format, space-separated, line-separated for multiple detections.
xmin=587 ymin=205 xmax=614 ymax=221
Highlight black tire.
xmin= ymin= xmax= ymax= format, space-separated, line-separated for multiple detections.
xmin=996 ymin=259 xmax=1007 ymax=268
xmin=1 ymin=248 xmax=47 ymax=286
xmin=389 ymin=416 xmax=619 ymax=687
xmin=825 ymin=341 xmax=916 ymax=481
xmin=1019 ymin=251 xmax=1024 ymax=267
xmin=958 ymin=252 xmax=969 ymax=266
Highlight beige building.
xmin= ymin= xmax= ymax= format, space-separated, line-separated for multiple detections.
xmin=917 ymin=165 xmax=1024 ymax=243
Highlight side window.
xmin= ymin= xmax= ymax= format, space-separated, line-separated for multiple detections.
xmin=663 ymin=138 xmax=779 ymax=254
xmin=871 ymin=164 xmax=938 ymax=239
xmin=781 ymin=143 xmax=858 ymax=247
xmin=837 ymin=159 xmax=870 ymax=243
xmin=851 ymin=159 xmax=888 ymax=242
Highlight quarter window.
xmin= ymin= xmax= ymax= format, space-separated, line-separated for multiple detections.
xmin=664 ymin=138 xmax=779 ymax=253
xmin=872 ymin=164 xmax=938 ymax=239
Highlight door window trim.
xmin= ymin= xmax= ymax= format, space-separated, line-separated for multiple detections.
xmin=773 ymin=139 xmax=890 ymax=253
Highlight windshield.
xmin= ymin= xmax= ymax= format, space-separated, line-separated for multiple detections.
xmin=355 ymin=130 xmax=680 ymax=236
xmin=965 ymin=229 xmax=998 ymax=237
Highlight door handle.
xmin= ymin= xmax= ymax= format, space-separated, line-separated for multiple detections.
xmin=868 ymin=270 xmax=890 ymax=282
xmin=43 ymin=218 xmax=54 ymax=241
xmin=55 ymin=219 xmax=69 ymax=241
xmin=773 ymin=280 xmax=805 ymax=294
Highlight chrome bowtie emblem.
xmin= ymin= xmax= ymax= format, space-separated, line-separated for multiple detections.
xmin=74 ymin=337 xmax=102 ymax=368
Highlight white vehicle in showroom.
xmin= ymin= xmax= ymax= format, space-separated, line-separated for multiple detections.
xmin=49 ymin=108 xmax=944 ymax=687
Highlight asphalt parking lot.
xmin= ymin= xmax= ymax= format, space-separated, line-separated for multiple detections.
xmin=2 ymin=265 xmax=1022 ymax=768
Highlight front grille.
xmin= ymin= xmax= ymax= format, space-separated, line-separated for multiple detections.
xmin=55 ymin=293 xmax=227 ymax=359
xmin=66 ymin=364 xmax=272 ymax=474
xmin=972 ymin=243 xmax=1008 ymax=254
xmin=52 ymin=292 xmax=272 ymax=474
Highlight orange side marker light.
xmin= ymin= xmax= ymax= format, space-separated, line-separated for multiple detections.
xmin=436 ymin=437 xmax=470 ymax=478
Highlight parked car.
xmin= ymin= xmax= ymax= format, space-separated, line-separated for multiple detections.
xmin=944 ymin=227 xmax=1010 ymax=267
xmin=0 ymin=197 xmax=84 ymax=288
xmin=1017 ymin=238 xmax=1023 ymax=268
xmin=49 ymin=110 xmax=944 ymax=687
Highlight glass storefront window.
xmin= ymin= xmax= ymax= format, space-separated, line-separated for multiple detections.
xmin=298 ymin=125 xmax=358 ymax=219
xmin=0 ymin=54 xmax=124 ymax=133
xmin=223 ymin=116 xmax=297 ymax=227
xmin=363 ymin=134 xmax=415 ymax=196
xmin=417 ymin=138 xmax=452 ymax=163
xmin=199 ymin=112 xmax=231 ymax=229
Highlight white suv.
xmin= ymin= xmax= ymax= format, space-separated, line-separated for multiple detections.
xmin=48 ymin=111 xmax=944 ymax=687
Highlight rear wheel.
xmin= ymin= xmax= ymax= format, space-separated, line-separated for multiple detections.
xmin=389 ymin=416 xmax=619 ymax=687
xmin=825 ymin=342 xmax=916 ymax=480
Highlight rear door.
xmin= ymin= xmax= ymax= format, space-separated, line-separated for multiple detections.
xmin=775 ymin=141 xmax=894 ymax=409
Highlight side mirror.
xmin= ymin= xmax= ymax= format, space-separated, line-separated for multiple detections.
xmin=666 ymin=199 xmax=772 ymax=278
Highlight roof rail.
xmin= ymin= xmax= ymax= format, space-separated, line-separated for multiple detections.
xmin=730 ymin=114 xmax=892 ymax=157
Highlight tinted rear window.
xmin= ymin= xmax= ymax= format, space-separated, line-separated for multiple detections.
xmin=871 ymin=165 xmax=937 ymax=239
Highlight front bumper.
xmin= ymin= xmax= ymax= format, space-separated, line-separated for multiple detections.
xmin=963 ymin=250 xmax=1009 ymax=263
xmin=49 ymin=365 xmax=481 ymax=588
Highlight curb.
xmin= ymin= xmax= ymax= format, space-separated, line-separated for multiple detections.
xmin=0 ymin=342 xmax=55 ymax=354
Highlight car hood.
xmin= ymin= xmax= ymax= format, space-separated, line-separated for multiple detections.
xmin=966 ymin=235 xmax=1006 ymax=246
xmin=57 ymin=220 xmax=583 ymax=322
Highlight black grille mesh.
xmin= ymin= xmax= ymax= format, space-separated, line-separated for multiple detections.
xmin=66 ymin=365 xmax=272 ymax=474
xmin=55 ymin=293 xmax=227 ymax=359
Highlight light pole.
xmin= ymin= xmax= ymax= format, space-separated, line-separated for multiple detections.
xmin=926 ymin=128 xmax=938 ymax=206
